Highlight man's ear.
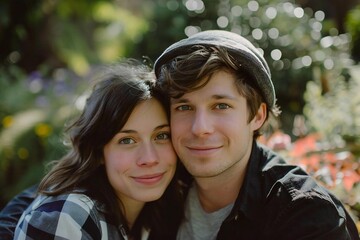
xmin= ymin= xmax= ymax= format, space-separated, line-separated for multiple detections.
xmin=251 ymin=103 xmax=267 ymax=131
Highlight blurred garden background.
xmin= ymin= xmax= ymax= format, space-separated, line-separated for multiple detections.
xmin=1 ymin=0 xmax=360 ymax=232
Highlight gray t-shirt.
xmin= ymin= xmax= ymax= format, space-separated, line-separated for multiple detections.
xmin=176 ymin=184 xmax=234 ymax=240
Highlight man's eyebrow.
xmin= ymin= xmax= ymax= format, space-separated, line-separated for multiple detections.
xmin=212 ymin=94 xmax=237 ymax=100
xmin=171 ymin=98 xmax=189 ymax=104
xmin=171 ymin=94 xmax=237 ymax=104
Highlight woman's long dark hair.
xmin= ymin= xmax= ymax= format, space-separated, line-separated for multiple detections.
xmin=38 ymin=59 xmax=183 ymax=239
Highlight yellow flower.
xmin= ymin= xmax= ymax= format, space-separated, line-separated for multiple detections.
xmin=2 ymin=116 xmax=13 ymax=128
xmin=35 ymin=123 xmax=52 ymax=138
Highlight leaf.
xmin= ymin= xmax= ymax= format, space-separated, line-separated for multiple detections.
xmin=342 ymin=171 xmax=360 ymax=192
xmin=290 ymin=133 xmax=320 ymax=158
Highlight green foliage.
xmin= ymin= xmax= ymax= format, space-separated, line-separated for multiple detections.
xmin=304 ymin=66 xmax=360 ymax=145
xmin=301 ymin=40 xmax=360 ymax=226
xmin=52 ymin=1 xmax=149 ymax=74
xmin=0 ymin=66 xmax=87 ymax=207
xmin=0 ymin=0 xmax=148 ymax=76
xmin=345 ymin=5 xmax=360 ymax=62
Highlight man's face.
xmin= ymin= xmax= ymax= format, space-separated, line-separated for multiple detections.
xmin=170 ymin=70 xmax=265 ymax=178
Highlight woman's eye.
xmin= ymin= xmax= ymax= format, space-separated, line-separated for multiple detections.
xmin=216 ymin=103 xmax=230 ymax=109
xmin=119 ymin=138 xmax=135 ymax=144
xmin=156 ymin=132 xmax=171 ymax=140
xmin=176 ymin=105 xmax=191 ymax=111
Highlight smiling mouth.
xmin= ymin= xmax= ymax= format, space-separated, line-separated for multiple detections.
xmin=188 ymin=145 xmax=222 ymax=151
xmin=132 ymin=173 xmax=165 ymax=185
xmin=187 ymin=146 xmax=222 ymax=156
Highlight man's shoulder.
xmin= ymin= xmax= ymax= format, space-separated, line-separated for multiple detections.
xmin=253 ymin=143 xmax=341 ymax=216
xmin=252 ymin=145 xmax=357 ymax=239
xmin=256 ymin=144 xmax=333 ymax=202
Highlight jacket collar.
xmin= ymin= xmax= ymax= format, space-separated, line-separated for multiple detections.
xmin=226 ymin=140 xmax=273 ymax=224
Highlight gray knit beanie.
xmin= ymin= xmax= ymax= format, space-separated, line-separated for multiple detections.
xmin=154 ymin=30 xmax=276 ymax=108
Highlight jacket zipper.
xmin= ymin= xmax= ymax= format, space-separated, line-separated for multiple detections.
xmin=119 ymin=224 xmax=128 ymax=240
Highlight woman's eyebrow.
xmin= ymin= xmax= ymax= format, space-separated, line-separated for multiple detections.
xmin=154 ymin=124 xmax=170 ymax=131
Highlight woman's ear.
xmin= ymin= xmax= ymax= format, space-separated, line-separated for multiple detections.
xmin=251 ymin=102 xmax=267 ymax=131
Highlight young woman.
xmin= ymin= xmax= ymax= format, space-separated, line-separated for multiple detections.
xmin=13 ymin=60 xmax=183 ymax=240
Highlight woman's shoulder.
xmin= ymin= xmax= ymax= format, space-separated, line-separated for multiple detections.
xmin=31 ymin=192 xmax=98 ymax=212
xmin=29 ymin=192 xmax=98 ymax=216
xmin=14 ymin=193 xmax=106 ymax=239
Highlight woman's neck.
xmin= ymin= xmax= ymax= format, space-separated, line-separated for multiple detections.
xmin=120 ymin=198 xmax=145 ymax=230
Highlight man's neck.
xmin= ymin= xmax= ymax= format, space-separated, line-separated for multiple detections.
xmin=194 ymin=156 xmax=249 ymax=213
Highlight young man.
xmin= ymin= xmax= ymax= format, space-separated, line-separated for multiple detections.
xmin=154 ymin=30 xmax=359 ymax=240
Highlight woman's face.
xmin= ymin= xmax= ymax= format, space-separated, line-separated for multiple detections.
xmin=103 ymin=98 xmax=177 ymax=208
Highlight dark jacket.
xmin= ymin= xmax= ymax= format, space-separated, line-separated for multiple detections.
xmin=0 ymin=185 xmax=37 ymax=240
xmin=179 ymin=141 xmax=359 ymax=240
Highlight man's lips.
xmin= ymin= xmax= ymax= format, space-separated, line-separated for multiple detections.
xmin=187 ymin=145 xmax=222 ymax=150
xmin=132 ymin=173 xmax=165 ymax=185
xmin=186 ymin=145 xmax=222 ymax=155
xmin=188 ymin=146 xmax=220 ymax=149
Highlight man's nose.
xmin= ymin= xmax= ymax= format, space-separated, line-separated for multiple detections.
xmin=191 ymin=109 xmax=214 ymax=136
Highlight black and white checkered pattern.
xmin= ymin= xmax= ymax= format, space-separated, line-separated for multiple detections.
xmin=14 ymin=193 xmax=124 ymax=240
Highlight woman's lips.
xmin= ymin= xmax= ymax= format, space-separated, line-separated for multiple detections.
xmin=132 ymin=173 xmax=164 ymax=185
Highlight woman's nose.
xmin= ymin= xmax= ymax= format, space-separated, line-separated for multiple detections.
xmin=137 ymin=143 xmax=159 ymax=166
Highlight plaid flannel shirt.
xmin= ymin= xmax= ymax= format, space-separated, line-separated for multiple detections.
xmin=14 ymin=193 xmax=127 ymax=240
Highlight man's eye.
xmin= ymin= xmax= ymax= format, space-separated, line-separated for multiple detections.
xmin=216 ymin=103 xmax=230 ymax=109
xmin=119 ymin=138 xmax=135 ymax=144
xmin=176 ymin=105 xmax=191 ymax=111
xmin=156 ymin=132 xmax=171 ymax=140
